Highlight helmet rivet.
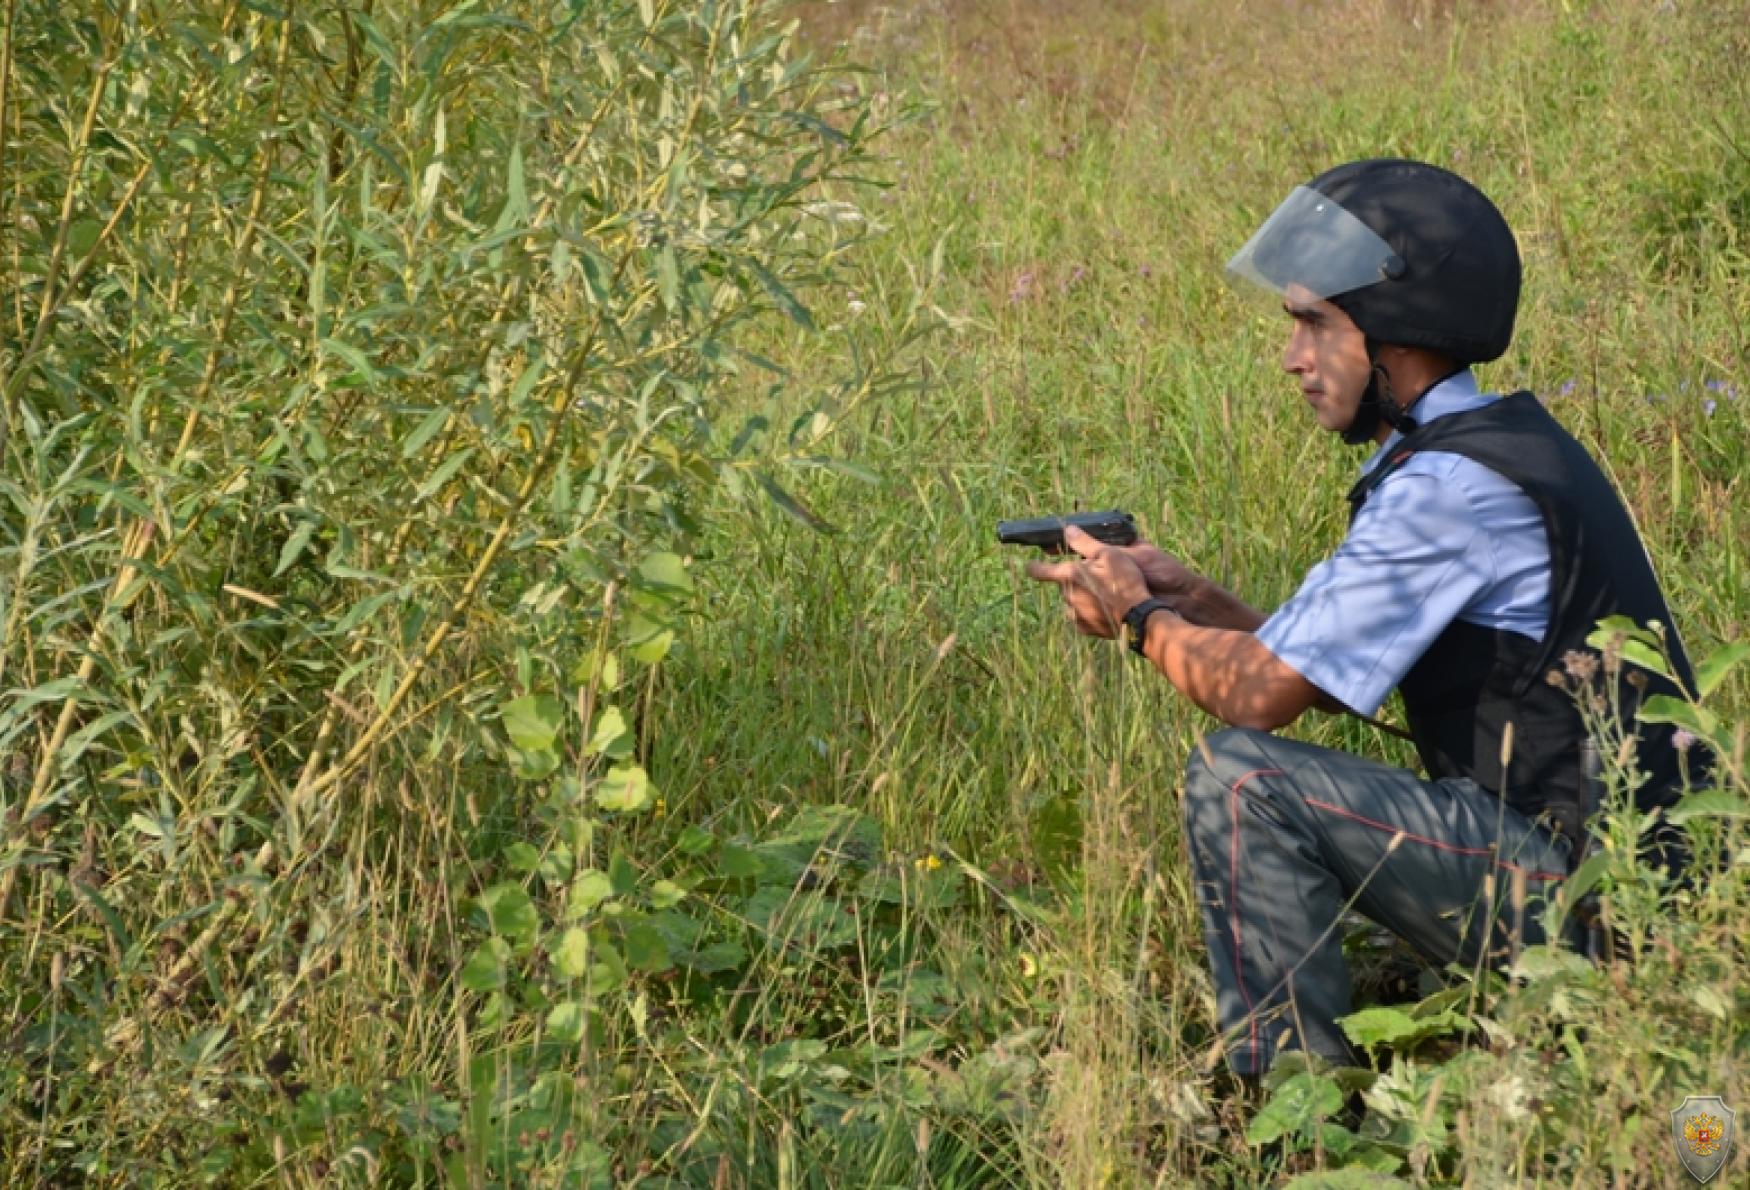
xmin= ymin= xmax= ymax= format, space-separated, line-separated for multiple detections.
xmin=1381 ymin=253 xmax=1406 ymax=280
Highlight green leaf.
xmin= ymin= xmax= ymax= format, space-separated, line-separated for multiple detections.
xmin=460 ymin=938 xmax=510 ymax=992
xmin=678 ymin=939 xmax=748 ymax=974
xmin=595 ymin=762 xmax=654 ymax=813
xmin=656 ymin=247 xmax=680 ymax=312
xmin=636 ymin=551 xmax=693 ymax=595
xmin=553 ymin=927 xmax=590 ymax=979
xmin=608 ymin=852 xmax=638 ymax=897
xmin=414 ymin=447 xmax=476 ymax=502
xmin=1284 ymin=1169 xmax=1413 ymax=1188
xmin=626 ymin=620 xmax=675 ymax=664
xmin=1553 ymin=850 xmax=1611 ymax=924
xmin=1246 ymin=1072 xmax=1344 ymax=1146
xmin=756 ymin=471 xmax=836 ymax=532
xmin=504 ymin=842 xmax=542 ymax=873
xmin=623 ymin=921 xmax=672 ymax=972
xmin=501 ymin=693 xmax=564 ymax=753
xmin=649 ymin=879 xmax=686 ymax=909
xmin=1695 ymin=641 xmax=1750 ymax=700
xmin=477 ymin=883 xmax=539 ymax=945
xmin=1636 ymin=694 xmax=1717 ymax=739
xmin=586 ymin=706 xmax=633 ymax=759
xmin=1668 ymin=789 xmax=1750 ymax=824
xmin=545 ymin=1001 xmax=586 ymax=1043
xmin=676 ymin=825 xmax=714 ymax=856
xmin=567 ymin=870 xmax=614 ymax=919
xmin=273 ymin=521 xmax=318 ymax=577
xmin=401 ymin=407 xmax=451 ymax=458
xmin=1341 ymin=1006 xmax=1426 ymax=1050
xmin=321 ymin=337 xmax=381 ymax=384
xmin=746 ymin=259 xmax=816 ymax=331
xmin=718 ymin=843 xmax=764 ymax=880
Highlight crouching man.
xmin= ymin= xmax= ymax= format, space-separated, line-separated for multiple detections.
xmin=1027 ymin=159 xmax=1703 ymax=1078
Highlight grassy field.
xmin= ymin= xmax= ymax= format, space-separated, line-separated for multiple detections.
xmin=2 ymin=0 xmax=1746 ymax=1185
xmin=650 ymin=0 xmax=1750 ymax=1183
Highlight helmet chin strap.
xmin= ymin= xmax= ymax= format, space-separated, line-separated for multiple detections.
xmin=1340 ymin=336 xmax=1421 ymax=446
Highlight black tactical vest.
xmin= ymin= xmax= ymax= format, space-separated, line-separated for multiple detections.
xmin=1346 ymin=392 xmax=1703 ymax=865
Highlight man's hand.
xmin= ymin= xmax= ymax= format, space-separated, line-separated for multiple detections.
xmin=1121 ymin=541 xmax=1197 ymax=606
xmin=1024 ymin=524 xmax=1154 ymax=639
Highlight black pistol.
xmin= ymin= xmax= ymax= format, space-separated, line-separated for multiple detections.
xmin=996 ymin=509 xmax=1138 ymax=553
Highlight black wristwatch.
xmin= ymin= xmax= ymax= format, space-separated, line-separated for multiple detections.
xmin=1122 ymin=597 xmax=1175 ymax=656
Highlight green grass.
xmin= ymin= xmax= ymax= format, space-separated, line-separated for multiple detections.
xmin=2 ymin=0 xmax=1747 ymax=1185
xmin=648 ymin=0 xmax=1750 ymax=1183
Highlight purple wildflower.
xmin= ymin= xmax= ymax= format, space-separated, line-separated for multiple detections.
xmin=1557 ymin=378 xmax=1576 ymax=398
xmin=1704 ymin=399 xmax=1717 ymax=417
xmin=1673 ymin=728 xmax=1696 ymax=751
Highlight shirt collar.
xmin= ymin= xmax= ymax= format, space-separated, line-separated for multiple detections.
xmin=1359 ymin=368 xmax=1488 ymax=475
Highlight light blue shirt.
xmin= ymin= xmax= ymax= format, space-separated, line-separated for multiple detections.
xmin=1256 ymin=370 xmax=1551 ymax=717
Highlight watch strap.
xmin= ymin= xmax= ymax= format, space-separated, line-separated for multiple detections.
xmin=1122 ymin=597 xmax=1175 ymax=655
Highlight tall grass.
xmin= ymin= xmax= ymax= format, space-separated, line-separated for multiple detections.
xmin=658 ymin=0 xmax=1749 ymax=1184
xmin=1 ymin=0 xmax=1746 ymax=1185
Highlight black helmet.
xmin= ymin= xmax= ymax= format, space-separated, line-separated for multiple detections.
xmin=1227 ymin=158 xmax=1521 ymax=364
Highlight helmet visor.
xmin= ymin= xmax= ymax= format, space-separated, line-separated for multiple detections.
xmin=1225 ymin=186 xmax=1399 ymax=301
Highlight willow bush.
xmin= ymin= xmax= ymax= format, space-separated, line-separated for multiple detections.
xmin=0 ymin=0 xmax=911 ymax=1180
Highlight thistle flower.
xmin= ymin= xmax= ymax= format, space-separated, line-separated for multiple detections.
xmin=1673 ymin=729 xmax=1696 ymax=751
xmin=1561 ymin=649 xmax=1599 ymax=683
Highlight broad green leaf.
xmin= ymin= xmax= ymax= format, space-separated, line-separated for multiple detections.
xmin=676 ymin=825 xmax=714 ymax=855
xmin=501 ymin=693 xmax=564 ymax=753
xmin=477 ymin=883 xmax=539 ymax=945
xmin=460 ymin=938 xmax=510 ymax=992
xmin=1618 ymin=639 xmax=1672 ymax=680
xmin=553 ymin=927 xmax=590 ymax=979
xmin=1337 ymin=1005 xmax=1465 ymax=1050
xmin=1695 ymin=640 xmax=1749 ymax=700
xmin=504 ymin=842 xmax=541 ymax=873
xmin=622 ymin=920 xmax=672 ymax=973
xmin=586 ymin=706 xmax=633 ymax=759
xmin=718 ymin=843 xmax=764 ymax=880
xmin=1246 ymin=1072 xmax=1344 ymax=1145
xmin=626 ymin=620 xmax=675 ymax=664
xmin=678 ymin=939 xmax=748 ymax=974
xmin=545 ymin=1001 xmax=586 ymax=1043
xmin=636 ymin=551 xmax=692 ymax=594
xmin=567 ymin=870 xmax=614 ymax=918
xmin=595 ymin=762 xmax=653 ymax=813
xmin=608 ymin=851 xmax=638 ymax=896
xmin=1636 ymin=694 xmax=1717 ymax=739
xmin=1284 ymin=1167 xmax=1412 ymax=1188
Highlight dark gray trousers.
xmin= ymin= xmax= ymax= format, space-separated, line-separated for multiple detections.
xmin=1182 ymin=727 xmax=1579 ymax=1075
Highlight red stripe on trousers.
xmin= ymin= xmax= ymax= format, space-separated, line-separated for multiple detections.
xmin=1303 ymin=796 xmax=1568 ymax=882
xmin=1228 ymin=767 xmax=1285 ymax=1065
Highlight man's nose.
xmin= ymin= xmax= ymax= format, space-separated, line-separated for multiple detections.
xmin=1282 ymin=326 xmax=1310 ymax=373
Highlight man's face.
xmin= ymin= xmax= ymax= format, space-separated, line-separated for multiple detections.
xmin=1280 ymin=286 xmax=1371 ymax=435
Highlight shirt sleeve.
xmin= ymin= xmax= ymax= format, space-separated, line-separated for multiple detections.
xmin=1255 ymin=467 xmax=1499 ymax=717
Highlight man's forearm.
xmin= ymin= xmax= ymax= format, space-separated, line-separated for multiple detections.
xmin=1139 ymin=610 xmax=1313 ymax=730
xmin=1176 ymin=576 xmax=1268 ymax=633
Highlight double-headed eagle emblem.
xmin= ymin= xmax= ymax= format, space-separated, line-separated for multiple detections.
xmin=1671 ymin=1095 xmax=1735 ymax=1183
